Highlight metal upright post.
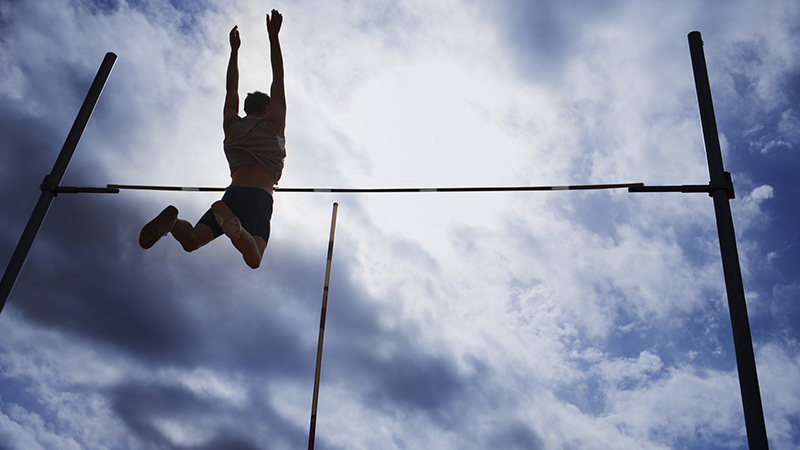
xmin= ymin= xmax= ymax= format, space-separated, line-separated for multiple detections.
xmin=688 ymin=31 xmax=769 ymax=449
xmin=0 ymin=52 xmax=117 ymax=315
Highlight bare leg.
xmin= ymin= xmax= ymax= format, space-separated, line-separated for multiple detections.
xmin=171 ymin=220 xmax=215 ymax=252
xmin=140 ymin=206 xmax=214 ymax=252
xmin=211 ymin=200 xmax=266 ymax=269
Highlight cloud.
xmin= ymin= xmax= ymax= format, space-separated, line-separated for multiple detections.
xmin=603 ymin=366 xmax=745 ymax=448
xmin=755 ymin=341 xmax=800 ymax=449
xmin=1 ymin=0 xmax=799 ymax=449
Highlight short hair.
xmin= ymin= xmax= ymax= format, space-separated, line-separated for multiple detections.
xmin=244 ymin=91 xmax=271 ymax=115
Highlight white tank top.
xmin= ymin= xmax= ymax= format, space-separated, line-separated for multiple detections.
xmin=224 ymin=116 xmax=286 ymax=184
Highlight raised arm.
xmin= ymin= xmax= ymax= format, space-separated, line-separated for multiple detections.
xmin=266 ymin=9 xmax=286 ymax=135
xmin=223 ymin=26 xmax=241 ymax=132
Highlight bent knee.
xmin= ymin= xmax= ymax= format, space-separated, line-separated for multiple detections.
xmin=211 ymin=200 xmax=229 ymax=215
xmin=245 ymin=256 xmax=262 ymax=269
xmin=181 ymin=242 xmax=201 ymax=253
xmin=178 ymin=236 xmax=206 ymax=253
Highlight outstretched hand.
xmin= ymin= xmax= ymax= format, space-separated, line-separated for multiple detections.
xmin=229 ymin=25 xmax=241 ymax=51
xmin=267 ymin=9 xmax=282 ymax=37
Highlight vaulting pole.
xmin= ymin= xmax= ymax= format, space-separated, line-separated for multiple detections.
xmin=0 ymin=52 xmax=117 ymax=315
xmin=308 ymin=202 xmax=339 ymax=450
xmin=688 ymin=31 xmax=769 ymax=449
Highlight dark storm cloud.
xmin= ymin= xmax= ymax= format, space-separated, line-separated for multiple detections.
xmin=6 ymin=177 xmax=321 ymax=372
xmin=0 ymin=49 xmax=107 ymax=204
xmin=3 ymin=193 xmax=350 ymax=449
xmin=0 ymin=112 xmax=56 ymax=235
xmin=362 ymin=352 xmax=477 ymax=424
xmin=10 ymin=203 xmax=189 ymax=353
xmin=180 ymin=434 xmax=264 ymax=450
xmin=490 ymin=421 xmax=546 ymax=450
xmin=108 ymin=380 xmax=303 ymax=449
xmin=486 ymin=0 xmax=620 ymax=82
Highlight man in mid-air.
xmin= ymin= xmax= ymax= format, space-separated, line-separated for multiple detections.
xmin=139 ymin=9 xmax=286 ymax=269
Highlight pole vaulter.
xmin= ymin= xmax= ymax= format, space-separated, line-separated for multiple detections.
xmin=0 ymin=32 xmax=770 ymax=450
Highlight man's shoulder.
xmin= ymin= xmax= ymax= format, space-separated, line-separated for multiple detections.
xmin=225 ymin=114 xmax=254 ymax=128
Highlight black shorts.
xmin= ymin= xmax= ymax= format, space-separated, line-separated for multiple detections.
xmin=197 ymin=187 xmax=273 ymax=243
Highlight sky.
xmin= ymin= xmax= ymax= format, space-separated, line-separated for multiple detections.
xmin=0 ymin=0 xmax=798 ymax=449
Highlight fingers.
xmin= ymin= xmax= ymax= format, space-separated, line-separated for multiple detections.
xmin=229 ymin=25 xmax=241 ymax=48
xmin=266 ymin=9 xmax=282 ymax=33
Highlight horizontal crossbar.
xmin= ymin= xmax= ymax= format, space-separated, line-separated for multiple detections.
xmin=51 ymin=186 xmax=120 ymax=194
xmin=106 ymin=182 xmax=645 ymax=193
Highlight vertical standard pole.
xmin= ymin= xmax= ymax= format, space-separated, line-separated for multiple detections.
xmin=688 ymin=32 xmax=769 ymax=449
xmin=308 ymin=203 xmax=339 ymax=450
xmin=0 ymin=52 xmax=117 ymax=315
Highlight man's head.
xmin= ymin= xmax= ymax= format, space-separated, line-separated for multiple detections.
xmin=244 ymin=91 xmax=271 ymax=116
